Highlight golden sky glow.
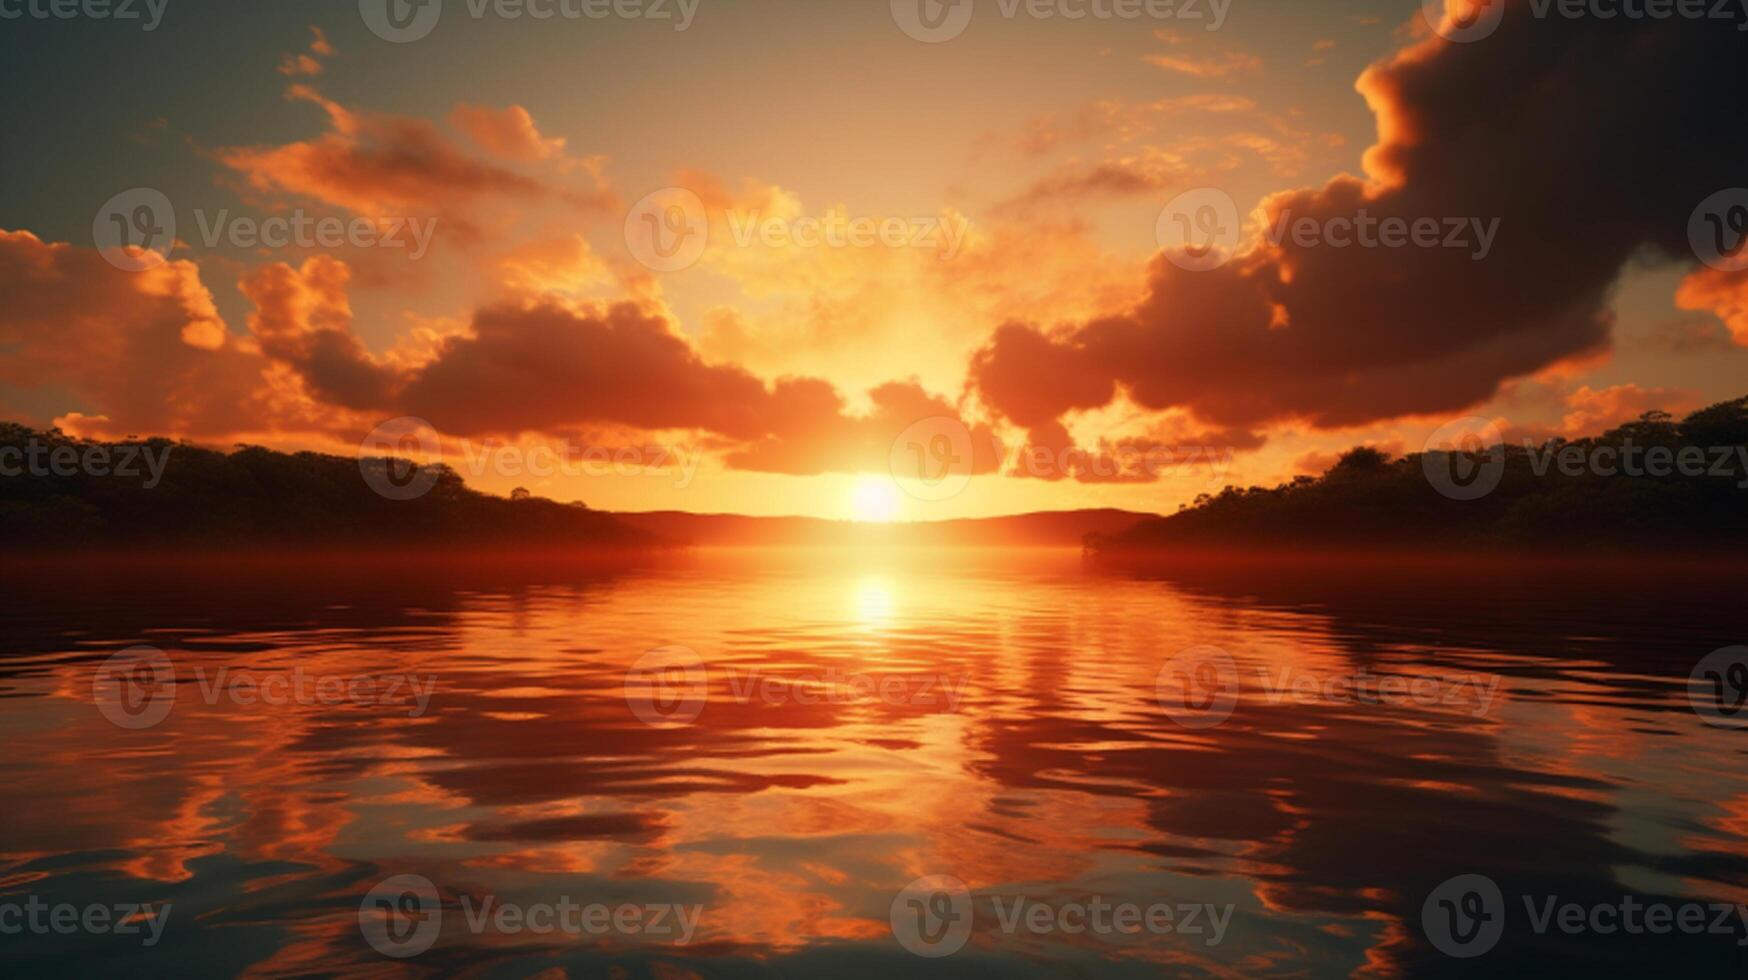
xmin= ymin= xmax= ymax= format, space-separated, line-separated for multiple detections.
xmin=2 ymin=0 xmax=1745 ymax=519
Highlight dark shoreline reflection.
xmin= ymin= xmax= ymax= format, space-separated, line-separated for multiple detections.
xmin=0 ymin=550 xmax=1743 ymax=977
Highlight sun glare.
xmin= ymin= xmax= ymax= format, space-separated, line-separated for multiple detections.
xmin=849 ymin=476 xmax=901 ymax=523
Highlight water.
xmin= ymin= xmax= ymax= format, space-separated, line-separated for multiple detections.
xmin=1 ymin=550 xmax=1744 ymax=977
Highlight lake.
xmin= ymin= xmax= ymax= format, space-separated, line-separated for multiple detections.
xmin=1 ymin=550 xmax=1744 ymax=977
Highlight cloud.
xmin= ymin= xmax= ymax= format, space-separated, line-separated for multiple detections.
xmin=1144 ymin=29 xmax=1261 ymax=78
xmin=492 ymin=234 xmax=610 ymax=294
xmin=1675 ymin=266 xmax=1748 ymax=347
xmin=971 ymin=3 xmax=1748 ymax=435
xmin=1146 ymin=51 xmax=1264 ymax=78
xmin=240 ymin=256 xmax=399 ymax=411
xmin=1003 ymin=417 xmax=1259 ymax=484
xmin=0 ymin=230 xmax=275 ymax=437
xmin=392 ymin=302 xmax=999 ymax=478
xmin=228 ymin=267 xmax=997 ymax=477
xmin=995 ymin=155 xmax=1193 ymax=215
xmin=447 ymin=103 xmax=567 ymax=163
xmin=994 ymin=96 xmax=1343 ymax=212
xmin=277 ymin=26 xmax=334 ymax=77
xmin=216 ymin=87 xmax=548 ymax=238
xmin=724 ymin=379 xmax=1005 ymax=478
xmin=1557 ymin=383 xmax=1701 ymax=436
xmin=1634 ymin=315 xmax=1738 ymax=354
xmin=1293 ymin=439 xmax=1403 ymax=477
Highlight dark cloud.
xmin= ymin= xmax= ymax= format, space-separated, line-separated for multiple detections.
xmin=972 ymin=4 xmax=1748 ymax=433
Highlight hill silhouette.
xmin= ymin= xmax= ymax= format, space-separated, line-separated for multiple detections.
xmin=0 ymin=423 xmax=648 ymax=552
xmin=0 ymin=423 xmax=1145 ymax=553
xmin=1090 ymin=395 xmax=1748 ymax=556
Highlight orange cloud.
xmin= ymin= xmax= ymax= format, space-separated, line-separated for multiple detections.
xmin=448 ymin=103 xmax=567 ymax=163
xmin=492 ymin=234 xmax=609 ymax=294
xmin=972 ymin=2 xmax=1748 ymax=436
xmin=240 ymin=257 xmax=399 ymax=411
xmin=0 ymin=230 xmax=274 ymax=437
xmin=1675 ymin=267 xmax=1748 ymax=347
xmin=216 ymin=87 xmax=547 ymax=238
xmin=1144 ymin=30 xmax=1262 ymax=78
xmin=1558 ymin=384 xmax=1701 ymax=436
xmin=277 ymin=26 xmax=334 ymax=77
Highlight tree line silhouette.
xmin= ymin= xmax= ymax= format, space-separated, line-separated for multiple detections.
xmin=0 ymin=424 xmax=649 ymax=551
xmin=1089 ymin=396 xmax=1748 ymax=555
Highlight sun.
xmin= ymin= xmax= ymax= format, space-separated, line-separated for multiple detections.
xmin=849 ymin=476 xmax=902 ymax=522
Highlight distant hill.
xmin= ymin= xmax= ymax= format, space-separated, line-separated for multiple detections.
xmin=0 ymin=422 xmax=1150 ymax=552
xmin=612 ymin=509 xmax=1154 ymax=548
xmin=0 ymin=423 xmax=648 ymax=552
xmin=1091 ymin=395 xmax=1748 ymax=557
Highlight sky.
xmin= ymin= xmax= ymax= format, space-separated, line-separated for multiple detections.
xmin=1 ymin=0 xmax=1744 ymax=520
